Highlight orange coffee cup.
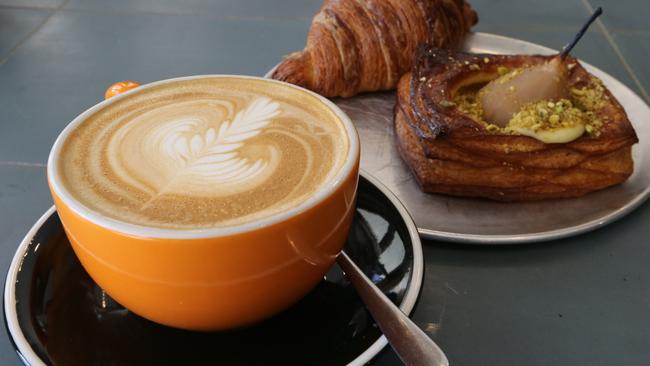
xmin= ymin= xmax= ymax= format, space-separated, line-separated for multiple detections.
xmin=47 ymin=75 xmax=360 ymax=331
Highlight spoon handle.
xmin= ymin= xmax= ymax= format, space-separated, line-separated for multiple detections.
xmin=337 ymin=252 xmax=449 ymax=366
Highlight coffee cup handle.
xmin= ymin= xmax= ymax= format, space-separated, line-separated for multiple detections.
xmin=105 ymin=80 xmax=141 ymax=100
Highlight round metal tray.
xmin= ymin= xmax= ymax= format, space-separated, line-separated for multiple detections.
xmin=267 ymin=32 xmax=650 ymax=244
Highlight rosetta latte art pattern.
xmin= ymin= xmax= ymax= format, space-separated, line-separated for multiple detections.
xmin=109 ymin=97 xmax=282 ymax=203
xmin=58 ymin=78 xmax=348 ymax=229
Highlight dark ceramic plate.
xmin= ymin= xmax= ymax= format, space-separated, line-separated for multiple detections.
xmin=4 ymin=172 xmax=423 ymax=366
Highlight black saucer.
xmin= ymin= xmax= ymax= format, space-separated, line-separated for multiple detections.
xmin=4 ymin=172 xmax=423 ymax=366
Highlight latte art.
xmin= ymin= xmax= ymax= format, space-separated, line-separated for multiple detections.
xmin=109 ymin=97 xmax=281 ymax=201
xmin=58 ymin=77 xmax=349 ymax=229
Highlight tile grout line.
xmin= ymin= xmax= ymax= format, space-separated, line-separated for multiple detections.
xmin=57 ymin=6 xmax=314 ymax=22
xmin=0 ymin=0 xmax=71 ymax=66
xmin=611 ymin=29 xmax=650 ymax=36
xmin=475 ymin=24 xmax=650 ymax=34
xmin=0 ymin=161 xmax=46 ymax=168
xmin=580 ymin=0 xmax=650 ymax=103
xmin=5 ymin=3 xmax=649 ymax=35
xmin=0 ymin=4 xmax=59 ymax=11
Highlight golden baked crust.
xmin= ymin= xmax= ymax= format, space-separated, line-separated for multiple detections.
xmin=271 ymin=0 xmax=477 ymax=97
xmin=394 ymin=47 xmax=639 ymax=201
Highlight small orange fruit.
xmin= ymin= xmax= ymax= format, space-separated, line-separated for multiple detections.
xmin=105 ymin=80 xmax=141 ymax=100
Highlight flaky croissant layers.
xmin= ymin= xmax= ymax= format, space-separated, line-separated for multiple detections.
xmin=272 ymin=0 xmax=478 ymax=97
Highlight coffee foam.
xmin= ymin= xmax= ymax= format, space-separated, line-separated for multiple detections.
xmin=58 ymin=77 xmax=349 ymax=229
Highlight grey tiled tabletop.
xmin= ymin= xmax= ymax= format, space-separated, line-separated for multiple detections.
xmin=1 ymin=0 xmax=649 ymax=365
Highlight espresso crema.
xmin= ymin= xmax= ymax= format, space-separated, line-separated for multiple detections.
xmin=58 ymin=77 xmax=349 ymax=229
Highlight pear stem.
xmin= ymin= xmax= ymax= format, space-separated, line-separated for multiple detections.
xmin=560 ymin=7 xmax=603 ymax=59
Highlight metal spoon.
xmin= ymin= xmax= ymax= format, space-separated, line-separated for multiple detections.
xmin=337 ymin=251 xmax=449 ymax=366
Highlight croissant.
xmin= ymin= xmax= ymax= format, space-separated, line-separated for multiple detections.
xmin=394 ymin=47 xmax=639 ymax=201
xmin=271 ymin=0 xmax=478 ymax=97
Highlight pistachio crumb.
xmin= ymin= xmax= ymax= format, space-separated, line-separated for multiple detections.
xmin=486 ymin=124 xmax=501 ymax=132
xmin=570 ymin=82 xmax=607 ymax=110
xmin=537 ymin=107 xmax=548 ymax=117
xmin=571 ymin=87 xmax=586 ymax=96
xmin=507 ymin=99 xmax=599 ymax=137
xmin=469 ymin=63 xmax=480 ymax=71
xmin=439 ymin=100 xmax=456 ymax=108
xmin=483 ymin=57 xmax=490 ymax=64
xmin=497 ymin=66 xmax=509 ymax=75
